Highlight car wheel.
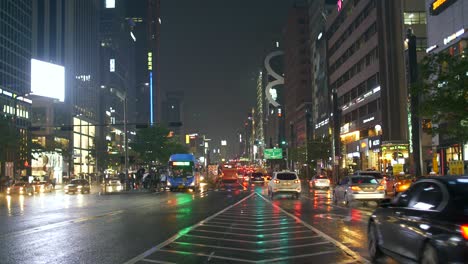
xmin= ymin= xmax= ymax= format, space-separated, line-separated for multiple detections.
xmin=368 ymin=222 xmax=383 ymax=261
xmin=421 ymin=243 xmax=439 ymax=264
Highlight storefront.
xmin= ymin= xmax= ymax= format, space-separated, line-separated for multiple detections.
xmin=32 ymin=152 xmax=64 ymax=183
xmin=381 ymin=143 xmax=409 ymax=175
xmin=366 ymin=136 xmax=382 ymax=170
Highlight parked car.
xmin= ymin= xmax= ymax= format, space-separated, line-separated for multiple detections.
xmin=384 ymin=173 xmax=417 ymax=196
xmin=33 ymin=181 xmax=54 ymax=193
xmin=368 ymin=176 xmax=468 ymax=263
xmin=7 ymin=182 xmax=35 ymax=195
xmin=309 ymin=174 xmax=331 ymax=190
xmin=333 ymin=175 xmax=385 ymax=206
xmin=268 ymin=171 xmax=301 ymax=199
xmin=64 ymin=179 xmax=91 ymax=194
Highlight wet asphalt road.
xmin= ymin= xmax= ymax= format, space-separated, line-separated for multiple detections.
xmin=0 ymin=183 xmax=398 ymax=264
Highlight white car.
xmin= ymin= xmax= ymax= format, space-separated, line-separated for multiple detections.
xmin=333 ymin=175 xmax=385 ymax=206
xmin=268 ymin=171 xmax=301 ymax=199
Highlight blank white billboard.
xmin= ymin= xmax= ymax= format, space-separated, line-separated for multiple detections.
xmin=31 ymin=59 xmax=65 ymax=102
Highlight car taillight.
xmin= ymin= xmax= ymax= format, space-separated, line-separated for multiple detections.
xmin=376 ymin=185 xmax=385 ymax=191
xmin=351 ymin=186 xmax=361 ymax=191
xmin=273 ymin=179 xmax=280 ymax=184
xmin=461 ymin=225 xmax=468 ymax=240
xmin=244 ymin=176 xmax=248 ymax=180
xmin=326 ymin=179 xmax=330 ymax=183
xmin=294 ymin=180 xmax=300 ymax=184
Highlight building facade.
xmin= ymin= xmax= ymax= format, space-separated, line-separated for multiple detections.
xmin=327 ymin=0 xmax=408 ymax=174
xmin=425 ymin=0 xmax=468 ymax=174
xmin=283 ymin=6 xmax=312 ymax=151
xmin=33 ymin=0 xmax=101 ymax=177
xmin=0 ymin=0 xmax=33 ymax=179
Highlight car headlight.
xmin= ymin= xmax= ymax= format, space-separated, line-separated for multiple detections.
xmin=19 ymin=187 xmax=23 ymax=190
xmin=190 ymin=181 xmax=195 ymax=186
xmin=77 ymin=185 xmax=83 ymax=188
xmin=7 ymin=187 xmax=10 ymax=191
xmin=167 ymin=181 xmax=171 ymax=186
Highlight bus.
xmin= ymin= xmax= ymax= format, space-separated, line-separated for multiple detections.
xmin=167 ymin=154 xmax=200 ymax=191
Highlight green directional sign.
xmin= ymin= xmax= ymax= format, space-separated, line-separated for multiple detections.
xmin=264 ymin=148 xmax=283 ymax=160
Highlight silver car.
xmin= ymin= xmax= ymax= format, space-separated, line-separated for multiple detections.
xmin=333 ymin=175 xmax=385 ymax=206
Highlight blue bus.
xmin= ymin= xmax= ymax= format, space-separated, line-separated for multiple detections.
xmin=167 ymin=154 xmax=200 ymax=191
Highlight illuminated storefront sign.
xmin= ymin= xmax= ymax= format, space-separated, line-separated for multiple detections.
xmin=443 ymin=28 xmax=465 ymax=45
xmin=430 ymin=0 xmax=457 ymax=15
xmin=147 ymin=52 xmax=153 ymax=70
xmin=363 ymin=116 xmax=375 ymax=124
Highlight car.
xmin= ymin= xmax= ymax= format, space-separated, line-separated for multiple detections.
xmin=250 ymin=172 xmax=265 ymax=184
xmin=33 ymin=181 xmax=54 ymax=193
xmin=104 ymin=178 xmax=123 ymax=192
xmin=7 ymin=182 xmax=35 ymax=195
xmin=368 ymin=176 xmax=468 ymax=264
xmin=64 ymin=179 xmax=91 ymax=194
xmin=384 ymin=173 xmax=416 ymax=196
xmin=268 ymin=171 xmax=301 ymax=199
xmin=353 ymin=170 xmax=385 ymax=183
xmin=333 ymin=175 xmax=385 ymax=206
xmin=309 ymin=174 xmax=331 ymax=190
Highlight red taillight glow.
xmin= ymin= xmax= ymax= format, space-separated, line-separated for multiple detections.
xmin=376 ymin=185 xmax=385 ymax=191
xmin=273 ymin=179 xmax=280 ymax=184
xmin=461 ymin=225 xmax=468 ymax=240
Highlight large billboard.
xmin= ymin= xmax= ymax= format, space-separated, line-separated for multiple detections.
xmin=31 ymin=59 xmax=65 ymax=102
xmin=264 ymin=148 xmax=283 ymax=160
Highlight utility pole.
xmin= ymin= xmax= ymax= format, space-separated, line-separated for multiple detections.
xmin=407 ymin=28 xmax=422 ymax=177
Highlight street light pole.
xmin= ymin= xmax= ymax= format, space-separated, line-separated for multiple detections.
xmin=124 ymin=93 xmax=129 ymax=181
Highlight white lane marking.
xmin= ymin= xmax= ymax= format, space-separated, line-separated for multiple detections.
xmin=184 ymin=234 xmax=320 ymax=243
xmin=264 ymin=241 xmax=330 ymax=251
xmin=212 ymin=216 xmax=291 ymax=223
xmin=260 ymin=250 xmax=338 ymax=263
xmin=0 ymin=210 xmax=124 ymax=239
xmin=191 ymin=228 xmax=310 ymax=237
xmin=172 ymin=241 xmax=261 ymax=253
xmin=200 ymin=223 xmax=307 ymax=232
xmin=302 ymin=195 xmax=374 ymax=214
xmin=258 ymin=193 xmax=370 ymax=264
xmin=217 ymin=214 xmax=284 ymax=220
xmin=123 ymin=192 xmax=255 ymax=264
xmin=206 ymin=220 xmax=295 ymax=227
xmin=157 ymin=249 xmax=257 ymax=263
xmin=141 ymin=259 xmax=176 ymax=264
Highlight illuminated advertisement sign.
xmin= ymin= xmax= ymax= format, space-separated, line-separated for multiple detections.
xmin=430 ymin=0 xmax=457 ymax=15
xmin=31 ymin=59 xmax=65 ymax=102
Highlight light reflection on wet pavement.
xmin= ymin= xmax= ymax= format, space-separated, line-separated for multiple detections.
xmin=0 ymin=183 xmax=398 ymax=263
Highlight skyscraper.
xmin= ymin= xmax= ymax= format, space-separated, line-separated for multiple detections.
xmin=0 ymin=0 xmax=33 ymax=178
xmin=126 ymin=0 xmax=161 ymax=126
xmin=33 ymin=0 xmax=101 ymax=176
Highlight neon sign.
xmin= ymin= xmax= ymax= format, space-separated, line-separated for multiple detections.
xmin=430 ymin=0 xmax=457 ymax=15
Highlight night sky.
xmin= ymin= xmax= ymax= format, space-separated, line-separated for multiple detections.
xmin=160 ymin=0 xmax=295 ymax=154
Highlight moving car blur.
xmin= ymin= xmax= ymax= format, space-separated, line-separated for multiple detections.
xmin=104 ymin=178 xmax=123 ymax=193
xmin=384 ymin=173 xmax=417 ymax=196
xmin=64 ymin=179 xmax=91 ymax=194
xmin=309 ymin=174 xmax=331 ymax=190
xmin=6 ymin=182 xmax=35 ymax=195
xmin=250 ymin=172 xmax=265 ymax=184
xmin=333 ymin=175 xmax=385 ymax=206
xmin=33 ymin=181 xmax=54 ymax=193
xmin=368 ymin=176 xmax=468 ymax=263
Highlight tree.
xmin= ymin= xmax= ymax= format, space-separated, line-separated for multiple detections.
xmin=130 ymin=124 xmax=188 ymax=164
xmin=411 ymin=53 xmax=468 ymax=143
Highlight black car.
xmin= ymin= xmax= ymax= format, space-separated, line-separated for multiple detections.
xmin=250 ymin=172 xmax=265 ymax=184
xmin=368 ymin=176 xmax=468 ymax=263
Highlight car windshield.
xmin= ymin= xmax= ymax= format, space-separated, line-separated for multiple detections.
xmin=449 ymin=179 xmax=468 ymax=216
xmin=351 ymin=176 xmax=378 ymax=184
xmin=277 ymin=173 xmax=297 ymax=180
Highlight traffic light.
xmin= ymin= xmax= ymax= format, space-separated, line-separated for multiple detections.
xmin=281 ymin=140 xmax=287 ymax=146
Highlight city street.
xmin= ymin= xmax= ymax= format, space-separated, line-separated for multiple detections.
xmin=0 ymin=184 xmax=397 ymax=264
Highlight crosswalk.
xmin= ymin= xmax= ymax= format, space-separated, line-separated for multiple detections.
xmin=126 ymin=192 xmax=366 ymax=264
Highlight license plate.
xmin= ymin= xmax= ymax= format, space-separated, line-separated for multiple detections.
xmin=178 ymin=185 xmax=184 ymax=188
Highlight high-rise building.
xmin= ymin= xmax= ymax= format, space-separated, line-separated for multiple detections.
xmin=283 ymin=5 xmax=312 ymax=151
xmin=126 ymin=0 xmax=161 ymax=126
xmin=327 ymin=0 xmax=408 ymax=174
xmin=425 ymin=0 xmax=468 ymax=173
xmin=99 ymin=0 xmax=137 ymax=174
xmin=33 ymin=0 xmax=101 ymax=176
xmin=161 ymin=91 xmax=184 ymax=137
xmin=0 ymin=0 xmax=33 ymax=178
